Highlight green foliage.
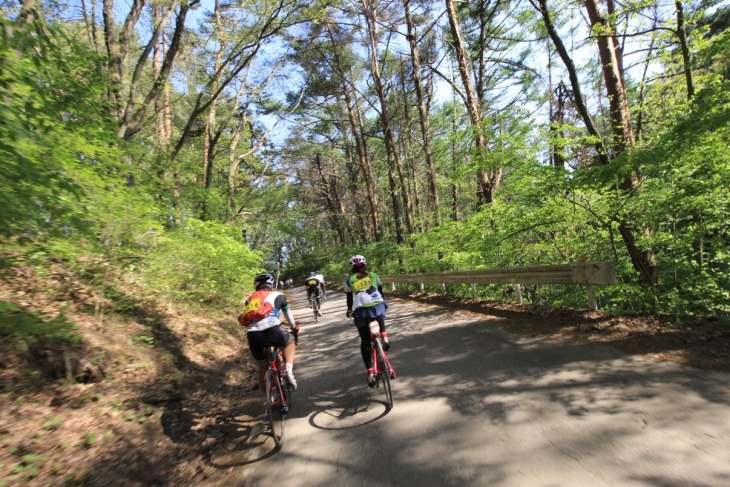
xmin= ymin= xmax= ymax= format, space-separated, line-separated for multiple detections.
xmin=0 ymin=16 xmax=119 ymax=241
xmin=0 ymin=301 xmax=80 ymax=344
xmin=10 ymin=454 xmax=49 ymax=481
xmin=1 ymin=0 xmax=727 ymax=327
xmin=135 ymin=335 xmax=154 ymax=347
xmin=41 ymin=417 xmax=64 ymax=431
xmin=142 ymin=219 xmax=263 ymax=305
xmin=625 ymin=43 xmax=730 ymax=317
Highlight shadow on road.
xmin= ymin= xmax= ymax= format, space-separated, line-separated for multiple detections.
xmin=238 ymin=289 xmax=730 ymax=486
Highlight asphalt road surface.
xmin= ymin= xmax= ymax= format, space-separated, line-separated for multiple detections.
xmin=210 ymin=288 xmax=730 ymax=486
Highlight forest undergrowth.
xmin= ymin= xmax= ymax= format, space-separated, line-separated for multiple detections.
xmin=0 ymin=255 xmax=265 ymax=487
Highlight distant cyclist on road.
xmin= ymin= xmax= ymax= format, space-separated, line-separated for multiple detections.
xmin=344 ymin=255 xmax=390 ymax=387
xmin=313 ymin=270 xmax=326 ymax=298
xmin=238 ymin=273 xmax=300 ymax=393
xmin=305 ymin=272 xmax=323 ymax=316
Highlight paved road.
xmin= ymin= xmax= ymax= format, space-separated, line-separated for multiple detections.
xmin=211 ymin=288 xmax=730 ymax=486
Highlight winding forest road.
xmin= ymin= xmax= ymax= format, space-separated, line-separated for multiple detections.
xmin=210 ymin=288 xmax=730 ymax=486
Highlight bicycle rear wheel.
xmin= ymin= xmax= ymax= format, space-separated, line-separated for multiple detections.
xmin=375 ymin=339 xmax=393 ymax=409
xmin=265 ymin=370 xmax=286 ymax=448
xmin=313 ymin=298 xmax=319 ymax=322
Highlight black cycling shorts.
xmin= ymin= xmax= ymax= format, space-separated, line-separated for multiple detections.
xmin=247 ymin=325 xmax=292 ymax=363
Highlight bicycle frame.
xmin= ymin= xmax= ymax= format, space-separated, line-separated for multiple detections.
xmin=368 ymin=319 xmax=395 ymax=409
xmin=265 ymin=345 xmax=291 ymax=447
xmin=267 ymin=348 xmax=290 ymax=411
xmin=369 ymin=323 xmax=395 ymax=376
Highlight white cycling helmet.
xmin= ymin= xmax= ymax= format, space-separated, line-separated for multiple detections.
xmin=348 ymin=254 xmax=366 ymax=271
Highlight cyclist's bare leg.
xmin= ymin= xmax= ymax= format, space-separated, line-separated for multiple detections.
xmin=282 ymin=340 xmax=296 ymax=368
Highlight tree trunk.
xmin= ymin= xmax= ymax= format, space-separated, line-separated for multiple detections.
xmin=444 ymin=0 xmax=500 ymax=207
xmin=314 ymin=154 xmax=346 ymax=245
xmin=338 ymin=103 xmax=370 ymax=242
xmin=153 ymin=6 xmax=171 ymax=147
xmin=327 ymin=23 xmax=383 ymax=241
xmin=398 ymin=62 xmax=423 ymax=233
xmin=535 ymin=0 xmax=658 ymax=286
xmin=583 ymin=0 xmax=635 ymax=156
xmin=535 ymin=0 xmax=610 ymax=165
xmin=451 ymin=104 xmax=459 ymax=222
xmin=102 ymin=0 xmax=146 ymax=120
xmin=202 ymin=0 xmax=223 ymax=194
xmin=362 ymin=0 xmax=413 ymax=238
xmin=675 ymin=0 xmax=694 ymax=100
xmin=404 ymin=0 xmax=440 ymax=226
xmin=117 ymin=1 xmax=193 ymax=140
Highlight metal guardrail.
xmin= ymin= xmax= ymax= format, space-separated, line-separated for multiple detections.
xmin=379 ymin=261 xmax=616 ymax=311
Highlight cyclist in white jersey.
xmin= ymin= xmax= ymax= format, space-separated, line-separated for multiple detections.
xmin=344 ymin=255 xmax=390 ymax=387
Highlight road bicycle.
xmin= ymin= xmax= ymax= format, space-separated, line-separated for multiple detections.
xmin=309 ymin=290 xmax=322 ymax=322
xmin=264 ymin=333 xmax=296 ymax=448
xmin=367 ymin=319 xmax=395 ymax=409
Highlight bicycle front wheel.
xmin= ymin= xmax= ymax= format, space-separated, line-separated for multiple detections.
xmin=265 ymin=370 xmax=286 ymax=448
xmin=376 ymin=339 xmax=393 ymax=410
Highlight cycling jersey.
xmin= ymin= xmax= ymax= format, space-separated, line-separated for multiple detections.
xmin=242 ymin=291 xmax=290 ymax=332
xmin=345 ymin=272 xmax=384 ymax=310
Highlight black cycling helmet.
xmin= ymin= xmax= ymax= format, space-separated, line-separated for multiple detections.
xmin=254 ymin=273 xmax=275 ymax=289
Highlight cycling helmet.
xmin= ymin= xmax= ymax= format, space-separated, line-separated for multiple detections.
xmin=348 ymin=254 xmax=366 ymax=271
xmin=310 ymin=271 xmax=316 ymax=276
xmin=253 ymin=273 xmax=275 ymax=289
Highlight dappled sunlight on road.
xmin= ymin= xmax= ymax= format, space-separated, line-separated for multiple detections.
xmin=226 ymin=287 xmax=730 ymax=487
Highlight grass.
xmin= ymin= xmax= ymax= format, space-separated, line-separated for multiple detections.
xmin=10 ymin=454 xmax=49 ymax=481
xmin=41 ymin=417 xmax=64 ymax=431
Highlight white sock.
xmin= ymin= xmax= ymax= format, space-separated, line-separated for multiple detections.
xmin=286 ymin=363 xmax=294 ymax=374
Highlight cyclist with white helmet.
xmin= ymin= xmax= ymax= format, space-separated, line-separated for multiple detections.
xmin=313 ymin=270 xmax=326 ymax=298
xmin=344 ymin=254 xmax=390 ymax=387
xmin=305 ymin=271 xmax=324 ymax=315
xmin=238 ymin=273 xmax=300 ymax=392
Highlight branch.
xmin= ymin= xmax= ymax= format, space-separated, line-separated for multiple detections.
xmin=429 ymin=65 xmax=466 ymax=105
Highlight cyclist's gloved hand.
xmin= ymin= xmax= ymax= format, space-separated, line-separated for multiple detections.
xmin=290 ymin=324 xmax=299 ymax=344
xmin=346 ymin=309 xmax=352 ymax=318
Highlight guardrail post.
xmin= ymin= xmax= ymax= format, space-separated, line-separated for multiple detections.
xmin=471 ymin=283 xmax=476 ymax=299
xmin=391 ymin=282 xmax=396 ymax=291
xmin=514 ymin=284 xmax=523 ymax=304
xmin=420 ymin=283 xmax=424 ymax=292
xmin=586 ymin=284 xmax=597 ymax=310
xmin=441 ymin=283 xmax=446 ymax=295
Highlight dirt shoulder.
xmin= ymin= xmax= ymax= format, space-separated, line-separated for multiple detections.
xmin=0 ymin=260 xmax=264 ymax=486
xmin=387 ymin=290 xmax=730 ymax=373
